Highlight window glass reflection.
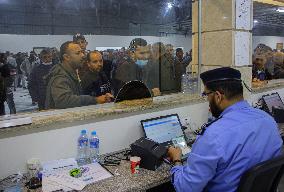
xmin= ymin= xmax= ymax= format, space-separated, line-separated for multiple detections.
xmin=0 ymin=0 xmax=193 ymax=115
xmin=252 ymin=2 xmax=284 ymax=86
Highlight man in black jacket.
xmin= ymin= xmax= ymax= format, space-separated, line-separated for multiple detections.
xmin=0 ymin=53 xmax=10 ymax=115
xmin=29 ymin=48 xmax=55 ymax=110
xmin=80 ymin=51 xmax=113 ymax=100
xmin=45 ymin=41 xmax=110 ymax=109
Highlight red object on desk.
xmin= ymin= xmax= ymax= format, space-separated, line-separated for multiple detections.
xmin=130 ymin=156 xmax=141 ymax=174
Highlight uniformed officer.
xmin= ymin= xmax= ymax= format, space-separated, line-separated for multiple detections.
xmin=168 ymin=67 xmax=283 ymax=192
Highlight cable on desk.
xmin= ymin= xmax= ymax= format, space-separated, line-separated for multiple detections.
xmin=101 ymin=149 xmax=131 ymax=166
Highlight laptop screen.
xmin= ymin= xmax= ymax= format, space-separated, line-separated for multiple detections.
xmin=262 ymin=93 xmax=284 ymax=113
xmin=141 ymin=114 xmax=184 ymax=145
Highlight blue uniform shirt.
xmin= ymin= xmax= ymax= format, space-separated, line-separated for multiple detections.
xmin=171 ymin=100 xmax=282 ymax=192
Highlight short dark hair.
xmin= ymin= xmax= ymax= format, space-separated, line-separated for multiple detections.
xmin=176 ymin=48 xmax=183 ymax=53
xmin=40 ymin=48 xmax=52 ymax=57
xmin=86 ymin=50 xmax=101 ymax=62
xmin=129 ymin=38 xmax=147 ymax=52
xmin=73 ymin=33 xmax=86 ymax=42
xmin=0 ymin=53 xmax=6 ymax=64
xmin=206 ymin=80 xmax=243 ymax=100
xmin=60 ymin=41 xmax=74 ymax=61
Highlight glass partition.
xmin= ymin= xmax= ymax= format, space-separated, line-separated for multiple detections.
xmin=252 ymin=1 xmax=284 ymax=87
xmin=0 ymin=0 xmax=195 ymax=115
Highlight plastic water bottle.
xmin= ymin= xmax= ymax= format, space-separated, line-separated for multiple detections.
xmin=181 ymin=73 xmax=191 ymax=94
xmin=89 ymin=131 xmax=100 ymax=163
xmin=188 ymin=73 xmax=198 ymax=94
xmin=191 ymin=73 xmax=198 ymax=94
xmin=77 ymin=130 xmax=89 ymax=165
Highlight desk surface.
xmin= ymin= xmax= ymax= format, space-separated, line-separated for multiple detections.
xmin=84 ymin=161 xmax=171 ymax=192
xmin=20 ymin=124 xmax=284 ymax=191
xmin=30 ymin=161 xmax=172 ymax=192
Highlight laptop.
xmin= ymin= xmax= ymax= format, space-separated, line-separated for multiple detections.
xmin=141 ymin=114 xmax=191 ymax=160
xmin=262 ymin=93 xmax=284 ymax=114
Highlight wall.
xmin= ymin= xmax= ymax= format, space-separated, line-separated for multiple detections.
xmin=0 ymin=86 xmax=284 ymax=178
xmin=0 ymin=34 xmax=192 ymax=53
xmin=252 ymin=36 xmax=284 ymax=50
xmin=0 ymin=102 xmax=208 ymax=178
xmin=1 ymin=34 xmax=283 ymax=54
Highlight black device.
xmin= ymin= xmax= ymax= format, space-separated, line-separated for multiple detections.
xmin=26 ymin=177 xmax=42 ymax=189
xmin=272 ymin=106 xmax=284 ymax=123
xmin=262 ymin=93 xmax=284 ymax=123
xmin=114 ymin=80 xmax=152 ymax=103
xmin=130 ymin=137 xmax=167 ymax=171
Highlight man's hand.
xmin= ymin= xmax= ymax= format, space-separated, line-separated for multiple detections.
xmin=105 ymin=93 xmax=114 ymax=102
xmin=152 ymin=88 xmax=161 ymax=97
xmin=96 ymin=95 xmax=107 ymax=104
xmin=168 ymin=146 xmax=182 ymax=162
xmin=96 ymin=93 xmax=114 ymax=104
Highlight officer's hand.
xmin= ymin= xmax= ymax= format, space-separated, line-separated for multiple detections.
xmin=168 ymin=146 xmax=182 ymax=162
xmin=152 ymin=88 xmax=161 ymax=97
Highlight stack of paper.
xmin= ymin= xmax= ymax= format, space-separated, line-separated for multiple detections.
xmin=41 ymin=158 xmax=113 ymax=192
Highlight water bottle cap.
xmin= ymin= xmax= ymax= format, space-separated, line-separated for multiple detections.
xmin=81 ymin=130 xmax=87 ymax=134
xmin=91 ymin=131 xmax=97 ymax=135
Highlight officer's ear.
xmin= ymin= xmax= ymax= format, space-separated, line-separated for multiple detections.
xmin=214 ymin=90 xmax=224 ymax=103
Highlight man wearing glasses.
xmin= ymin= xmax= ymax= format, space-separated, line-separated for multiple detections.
xmin=168 ymin=67 xmax=282 ymax=192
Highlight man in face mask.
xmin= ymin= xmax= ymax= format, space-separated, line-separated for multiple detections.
xmin=167 ymin=67 xmax=282 ymax=192
xmin=113 ymin=38 xmax=152 ymax=96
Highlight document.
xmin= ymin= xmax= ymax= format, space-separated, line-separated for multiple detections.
xmin=79 ymin=163 xmax=113 ymax=185
xmin=42 ymin=159 xmax=113 ymax=192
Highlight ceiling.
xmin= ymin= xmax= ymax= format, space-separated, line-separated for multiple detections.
xmin=0 ymin=0 xmax=283 ymax=36
xmin=253 ymin=2 xmax=284 ymax=36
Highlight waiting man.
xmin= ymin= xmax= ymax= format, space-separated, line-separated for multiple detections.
xmin=45 ymin=41 xmax=109 ymax=109
xmin=73 ymin=33 xmax=88 ymax=54
xmin=168 ymin=67 xmax=282 ymax=192
xmin=80 ymin=51 xmax=113 ymax=100
xmin=113 ymin=38 xmax=159 ymax=96
xmin=173 ymin=48 xmax=191 ymax=91
xmin=29 ymin=48 xmax=55 ymax=110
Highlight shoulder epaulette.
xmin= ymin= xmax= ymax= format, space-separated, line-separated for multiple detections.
xmin=195 ymin=116 xmax=222 ymax=136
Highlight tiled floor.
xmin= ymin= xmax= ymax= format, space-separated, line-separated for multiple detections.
xmin=4 ymin=87 xmax=37 ymax=114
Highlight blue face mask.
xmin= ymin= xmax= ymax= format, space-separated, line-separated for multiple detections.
xmin=135 ymin=59 xmax=148 ymax=67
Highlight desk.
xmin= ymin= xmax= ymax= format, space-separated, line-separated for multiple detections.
xmin=30 ymin=161 xmax=172 ymax=192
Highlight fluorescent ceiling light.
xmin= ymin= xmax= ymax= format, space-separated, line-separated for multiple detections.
xmin=276 ymin=8 xmax=284 ymax=12
xmin=253 ymin=20 xmax=259 ymax=23
xmin=167 ymin=2 xmax=173 ymax=9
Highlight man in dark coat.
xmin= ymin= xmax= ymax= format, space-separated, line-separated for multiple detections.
xmin=45 ymin=41 xmax=109 ymax=109
xmin=80 ymin=51 xmax=113 ymax=100
xmin=29 ymin=48 xmax=55 ymax=110
xmin=0 ymin=53 xmax=10 ymax=115
xmin=113 ymin=38 xmax=157 ymax=96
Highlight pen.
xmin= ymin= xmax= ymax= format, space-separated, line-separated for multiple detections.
xmin=83 ymin=177 xmax=93 ymax=182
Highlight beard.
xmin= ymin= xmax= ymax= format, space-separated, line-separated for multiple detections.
xmin=209 ymin=99 xmax=223 ymax=118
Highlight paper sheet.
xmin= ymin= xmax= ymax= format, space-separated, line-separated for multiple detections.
xmin=42 ymin=159 xmax=113 ymax=192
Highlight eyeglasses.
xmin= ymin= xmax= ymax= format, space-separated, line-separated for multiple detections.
xmin=201 ymin=91 xmax=215 ymax=97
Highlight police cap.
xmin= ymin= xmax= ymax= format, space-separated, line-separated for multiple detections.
xmin=200 ymin=67 xmax=241 ymax=85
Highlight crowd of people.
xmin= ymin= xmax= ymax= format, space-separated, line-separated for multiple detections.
xmin=252 ymin=43 xmax=284 ymax=81
xmin=0 ymin=34 xmax=192 ymax=115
